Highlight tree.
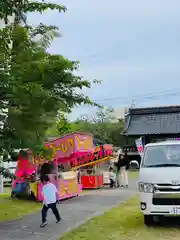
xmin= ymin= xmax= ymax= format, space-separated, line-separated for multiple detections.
xmin=0 ymin=1 xmax=97 ymax=177
xmin=0 ymin=26 xmax=95 ymax=151
xmin=46 ymin=112 xmax=73 ymax=137
xmin=74 ymin=107 xmax=135 ymax=146
xmin=76 ymin=107 xmax=125 ymax=145
xmin=0 ymin=1 xmax=66 ymax=25
xmin=47 ymin=107 xmax=135 ymax=147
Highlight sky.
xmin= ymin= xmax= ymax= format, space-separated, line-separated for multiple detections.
xmin=28 ymin=0 xmax=180 ymax=119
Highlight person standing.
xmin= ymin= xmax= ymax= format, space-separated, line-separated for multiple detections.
xmin=117 ymin=151 xmax=129 ymax=188
xmin=40 ymin=175 xmax=61 ymax=228
xmin=113 ymin=149 xmax=122 ymax=187
xmin=113 ymin=161 xmax=119 ymax=187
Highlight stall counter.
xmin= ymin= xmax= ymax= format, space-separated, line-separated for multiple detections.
xmin=81 ymin=174 xmax=104 ymax=189
xmin=30 ymin=171 xmax=82 ymax=201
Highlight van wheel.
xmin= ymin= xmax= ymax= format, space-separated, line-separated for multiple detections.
xmin=144 ymin=215 xmax=154 ymax=226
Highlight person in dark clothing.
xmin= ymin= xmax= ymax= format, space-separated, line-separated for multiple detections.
xmin=117 ymin=151 xmax=129 ymax=188
xmin=113 ymin=162 xmax=119 ymax=187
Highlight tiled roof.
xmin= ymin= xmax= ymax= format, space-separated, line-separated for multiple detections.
xmin=123 ymin=105 xmax=180 ymax=136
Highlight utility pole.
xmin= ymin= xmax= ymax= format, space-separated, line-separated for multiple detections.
xmin=130 ymin=99 xmax=136 ymax=108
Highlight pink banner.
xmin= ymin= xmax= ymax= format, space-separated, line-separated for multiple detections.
xmin=44 ymin=133 xmax=93 ymax=161
xmin=31 ymin=133 xmax=94 ymax=165
xmin=45 ymin=134 xmax=75 ymax=160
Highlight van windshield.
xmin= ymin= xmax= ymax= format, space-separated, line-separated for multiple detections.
xmin=142 ymin=144 xmax=180 ymax=167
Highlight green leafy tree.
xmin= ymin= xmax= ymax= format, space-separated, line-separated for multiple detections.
xmin=75 ymin=107 xmax=123 ymax=145
xmin=47 ymin=107 xmax=135 ymax=147
xmin=0 ymin=1 xmax=97 ymax=177
xmin=46 ymin=112 xmax=73 ymax=137
xmin=0 ymin=0 xmax=66 ymax=24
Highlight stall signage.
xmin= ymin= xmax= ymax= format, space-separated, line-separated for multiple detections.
xmin=32 ymin=134 xmax=94 ymax=165
xmin=45 ymin=134 xmax=92 ymax=159
xmin=33 ymin=136 xmax=75 ymax=165
xmin=32 ymin=137 xmax=74 ymax=165
xmin=46 ymin=137 xmax=75 ymax=159
xmin=71 ymin=147 xmax=113 ymax=168
xmin=46 ymin=134 xmax=93 ymax=159
xmin=75 ymin=135 xmax=93 ymax=151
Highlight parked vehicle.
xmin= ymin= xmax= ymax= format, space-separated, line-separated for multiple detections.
xmin=3 ymin=162 xmax=16 ymax=184
xmin=129 ymin=160 xmax=139 ymax=170
xmin=139 ymin=140 xmax=180 ymax=226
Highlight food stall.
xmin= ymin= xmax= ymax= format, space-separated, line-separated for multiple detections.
xmin=80 ymin=164 xmax=104 ymax=189
xmin=72 ymin=144 xmax=113 ymax=189
xmin=12 ymin=132 xmax=94 ymax=201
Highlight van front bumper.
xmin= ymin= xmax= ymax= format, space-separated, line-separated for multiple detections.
xmin=140 ymin=192 xmax=180 ymax=216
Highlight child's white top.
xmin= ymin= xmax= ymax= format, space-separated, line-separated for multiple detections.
xmin=42 ymin=182 xmax=58 ymax=205
xmin=109 ymin=171 xmax=116 ymax=181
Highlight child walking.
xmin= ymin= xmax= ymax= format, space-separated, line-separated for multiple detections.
xmin=40 ymin=175 xmax=61 ymax=228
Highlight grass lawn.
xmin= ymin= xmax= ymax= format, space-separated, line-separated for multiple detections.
xmin=0 ymin=171 xmax=138 ymax=223
xmin=0 ymin=187 xmax=41 ymax=222
xmin=60 ymin=196 xmax=180 ymax=240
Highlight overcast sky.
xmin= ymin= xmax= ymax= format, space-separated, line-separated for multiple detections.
xmin=28 ymin=0 xmax=180 ymax=119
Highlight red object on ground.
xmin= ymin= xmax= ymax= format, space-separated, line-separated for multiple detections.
xmin=81 ymin=175 xmax=104 ymax=189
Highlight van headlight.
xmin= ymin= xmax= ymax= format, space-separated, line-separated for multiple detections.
xmin=139 ymin=182 xmax=154 ymax=193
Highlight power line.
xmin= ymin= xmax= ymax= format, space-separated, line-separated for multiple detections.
xmin=93 ymin=89 xmax=180 ymax=103
xmin=93 ymin=89 xmax=180 ymax=102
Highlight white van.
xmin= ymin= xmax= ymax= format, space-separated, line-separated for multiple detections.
xmin=139 ymin=140 xmax=180 ymax=225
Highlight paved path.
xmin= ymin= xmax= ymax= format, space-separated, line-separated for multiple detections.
xmin=1 ymin=179 xmax=137 ymax=240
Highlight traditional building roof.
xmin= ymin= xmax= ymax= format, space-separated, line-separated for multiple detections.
xmin=123 ymin=105 xmax=180 ymax=136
